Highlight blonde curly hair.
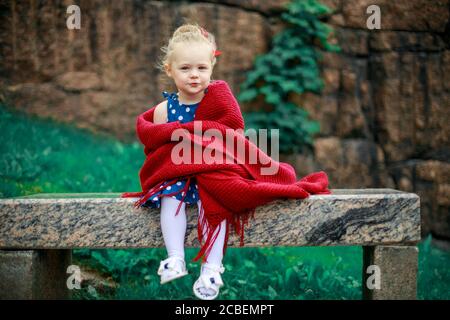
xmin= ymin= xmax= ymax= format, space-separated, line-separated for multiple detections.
xmin=158 ymin=23 xmax=219 ymax=72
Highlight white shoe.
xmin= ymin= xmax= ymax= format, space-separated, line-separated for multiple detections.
xmin=157 ymin=256 xmax=188 ymax=284
xmin=193 ymin=263 xmax=225 ymax=300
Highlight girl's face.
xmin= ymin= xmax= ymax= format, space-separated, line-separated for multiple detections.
xmin=165 ymin=42 xmax=213 ymax=100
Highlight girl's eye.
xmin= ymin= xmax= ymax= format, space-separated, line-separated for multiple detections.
xmin=181 ymin=66 xmax=189 ymax=70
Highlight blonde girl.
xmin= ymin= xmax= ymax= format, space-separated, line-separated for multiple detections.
xmin=143 ymin=23 xmax=225 ymax=300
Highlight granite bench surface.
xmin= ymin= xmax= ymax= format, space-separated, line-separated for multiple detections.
xmin=0 ymin=189 xmax=420 ymax=249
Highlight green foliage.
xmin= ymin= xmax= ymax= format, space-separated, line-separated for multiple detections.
xmin=73 ymin=237 xmax=450 ymax=300
xmin=73 ymin=246 xmax=363 ymax=300
xmin=74 ymin=238 xmax=450 ymax=300
xmin=238 ymin=0 xmax=340 ymax=154
xmin=418 ymin=234 xmax=450 ymax=300
xmin=74 ymin=249 xmax=162 ymax=283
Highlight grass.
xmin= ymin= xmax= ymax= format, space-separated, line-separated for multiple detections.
xmin=1 ymin=104 xmax=449 ymax=300
xmin=72 ymin=245 xmax=363 ymax=300
xmin=0 ymin=104 xmax=143 ymax=197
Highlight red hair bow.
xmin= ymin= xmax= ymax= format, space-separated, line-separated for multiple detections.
xmin=200 ymin=27 xmax=222 ymax=57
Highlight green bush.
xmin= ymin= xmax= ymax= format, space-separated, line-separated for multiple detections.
xmin=239 ymin=0 xmax=340 ymax=154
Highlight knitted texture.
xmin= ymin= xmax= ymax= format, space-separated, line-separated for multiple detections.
xmin=121 ymin=80 xmax=331 ymax=263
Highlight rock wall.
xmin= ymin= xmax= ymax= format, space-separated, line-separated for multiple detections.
xmin=0 ymin=0 xmax=274 ymax=138
xmin=0 ymin=0 xmax=449 ymax=242
xmin=297 ymin=0 xmax=449 ymax=242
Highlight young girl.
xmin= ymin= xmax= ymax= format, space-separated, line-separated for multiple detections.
xmin=122 ymin=23 xmax=331 ymax=301
xmin=143 ymin=24 xmax=226 ymax=300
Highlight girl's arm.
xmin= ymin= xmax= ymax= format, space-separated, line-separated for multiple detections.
xmin=153 ymin=100 xmax=168 ymax=124
xmin=138 ymin=100 xmax=171 ymax=155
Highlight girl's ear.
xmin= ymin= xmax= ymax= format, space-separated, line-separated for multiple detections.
xmin=164 ymin=63 xmax=172 ymax=78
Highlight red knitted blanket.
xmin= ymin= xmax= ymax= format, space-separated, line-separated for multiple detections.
xmin=121 ymin=80 xmax=331 ymax=262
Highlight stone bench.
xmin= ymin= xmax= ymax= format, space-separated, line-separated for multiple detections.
xmin=0 ymin=189 xmax=420 ymax=300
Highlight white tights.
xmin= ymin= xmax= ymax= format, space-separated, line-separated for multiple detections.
xmin=160 ymin=196 xmax=227 ymax=268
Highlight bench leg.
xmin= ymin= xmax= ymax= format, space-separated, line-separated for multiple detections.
xmin=362 ymin=245 xmax=418 ymax=300
xmin=0 ymin=249 xmax=72 ymax=299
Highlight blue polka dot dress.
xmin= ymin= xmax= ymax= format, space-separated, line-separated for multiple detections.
xmin=142 ymin=91 xmax=202 ymax=209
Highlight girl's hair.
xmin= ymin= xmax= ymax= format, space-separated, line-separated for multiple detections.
xmin=157 ymin=23 xmax=218 ymax=72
